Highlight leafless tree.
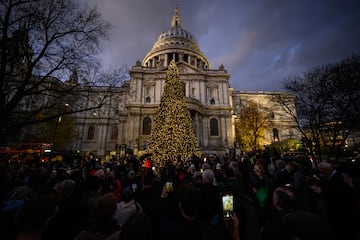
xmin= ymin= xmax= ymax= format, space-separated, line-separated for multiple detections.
xmin=0 ymin=0 xmax=126 ymax=144
xmin=276 ymin=55 xmax=360 ymax=159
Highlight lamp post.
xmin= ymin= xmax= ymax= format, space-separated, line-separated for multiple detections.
xmin=52 ymin=116 xmax=62 ymax=151
xmin=52 ymin=103 xmax=69 ymax=151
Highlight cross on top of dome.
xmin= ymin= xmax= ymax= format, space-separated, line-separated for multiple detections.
xmin=171 ymin=6 xmax=181 ymax=27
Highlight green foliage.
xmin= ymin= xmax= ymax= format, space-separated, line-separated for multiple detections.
xmin=146 ymin=60 xmax=200 ymax=167
xmin=267 ymin=138 xmax=302 ymax=156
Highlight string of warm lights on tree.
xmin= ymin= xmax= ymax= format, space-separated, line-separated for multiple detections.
xmin=146 ymin=60 xmax=200 ymax=167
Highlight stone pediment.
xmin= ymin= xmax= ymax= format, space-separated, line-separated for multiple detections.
xmin=176 ymin=61 xmax=205 ymax=74
xmin=143 ymin=79 xmax=156 ymax=86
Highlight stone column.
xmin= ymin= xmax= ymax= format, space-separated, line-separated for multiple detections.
xmin=220 ymin=117 xmax=227 ymax=148
xmin=200 ymin=81 xmax=206 ymax=104
xmin=126 ymin=113 xmax=134 ymax=148
xmin=165 ymin=54 xmax=168 ymax=67
xmin=202 ymin=116 xmax=208 ymax=147
xmin=97 ymin=123 xmax=106 ymax=156
xmin=136 ymin=78 xmax=142 ymax=103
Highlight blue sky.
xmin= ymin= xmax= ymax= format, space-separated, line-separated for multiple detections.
xmin=84 ymin=0 xmax=360 ymax=91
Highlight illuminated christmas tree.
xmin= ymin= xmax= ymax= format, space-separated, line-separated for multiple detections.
xmin=147 ymin=60 xmax=200 ymax=168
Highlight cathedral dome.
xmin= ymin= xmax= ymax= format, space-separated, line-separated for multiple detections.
xmin=154 ymin=26 xmax=198 ymax=52
xmin=142 ymin=7 xmax=209 ymax=70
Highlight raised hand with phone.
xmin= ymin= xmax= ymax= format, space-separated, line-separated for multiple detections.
xmin=221 ymin=192 xmax=234 ymax=220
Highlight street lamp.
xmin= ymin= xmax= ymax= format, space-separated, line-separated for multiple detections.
xmin=52 ymin=103 xmax=70 ymax=151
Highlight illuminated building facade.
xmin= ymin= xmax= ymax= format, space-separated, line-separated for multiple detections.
xmin=72 ymin=7 xmax=299 ymax=158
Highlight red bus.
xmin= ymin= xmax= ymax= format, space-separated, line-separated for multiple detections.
xmin=0 ymin=143 xmax=53 ymax=163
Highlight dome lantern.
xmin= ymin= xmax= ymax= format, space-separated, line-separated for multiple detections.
xmin=171 ymin=6 xmax=181 ymax=27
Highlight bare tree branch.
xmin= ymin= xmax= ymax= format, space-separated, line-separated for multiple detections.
xmin=0 ymin=0 xmax=128 ymax=143
xmin=276 ymin=55 xmax=360 ymax=159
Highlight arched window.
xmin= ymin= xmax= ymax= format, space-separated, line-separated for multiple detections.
xmin=110 ymin=126 xmax=118 ymax=140
xmin=210 ymin=118 xmax=219 ymax=136
xmin=143 ymin=117 xmax=152 ymax=135
xmin=210 ymin=98 xmax=215 ymax=105
xmin=273 ymin=128 xmax=279 ymax=142
xmin=87 ymin=126 xmax=95 ymax=140
xmin=145 ymin=96 xmax=151 ymax=103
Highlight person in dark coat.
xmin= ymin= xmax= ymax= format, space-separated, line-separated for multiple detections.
xmin=317 ymin=161 xmax=356 ymax=240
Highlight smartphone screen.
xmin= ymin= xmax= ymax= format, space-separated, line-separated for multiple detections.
xmin=131 ymin=183 xmax=137 ymax=192
xmin=165 ymin=181 xmax=173 ymax=192
xmin=221 ymin=192 xmax=234 ymax=220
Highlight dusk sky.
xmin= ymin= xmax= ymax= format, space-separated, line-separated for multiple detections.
xmin=84 ymin=0 xmax=360 ymax=91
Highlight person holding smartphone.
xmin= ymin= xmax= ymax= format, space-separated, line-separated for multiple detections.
xmin=221 ymin=192 xmax=234 ymax=220
xmin=220 ymin=192 xmax=241 ymax=240
xmin=225 ymin=212 xmax=241 ymax=240
xmin=199 ymin=169 xmax=221 ymax=223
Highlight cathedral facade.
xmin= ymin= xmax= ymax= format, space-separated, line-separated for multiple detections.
xmin=71 ymin=7 xmax=298 ymax=159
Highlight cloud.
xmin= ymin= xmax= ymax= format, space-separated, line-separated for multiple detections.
xmin=83 ymin=0 xmax=360 ymax=91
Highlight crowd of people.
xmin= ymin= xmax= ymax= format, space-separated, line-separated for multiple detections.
xmin=0 ymin=151 xmax=359 ymax=240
